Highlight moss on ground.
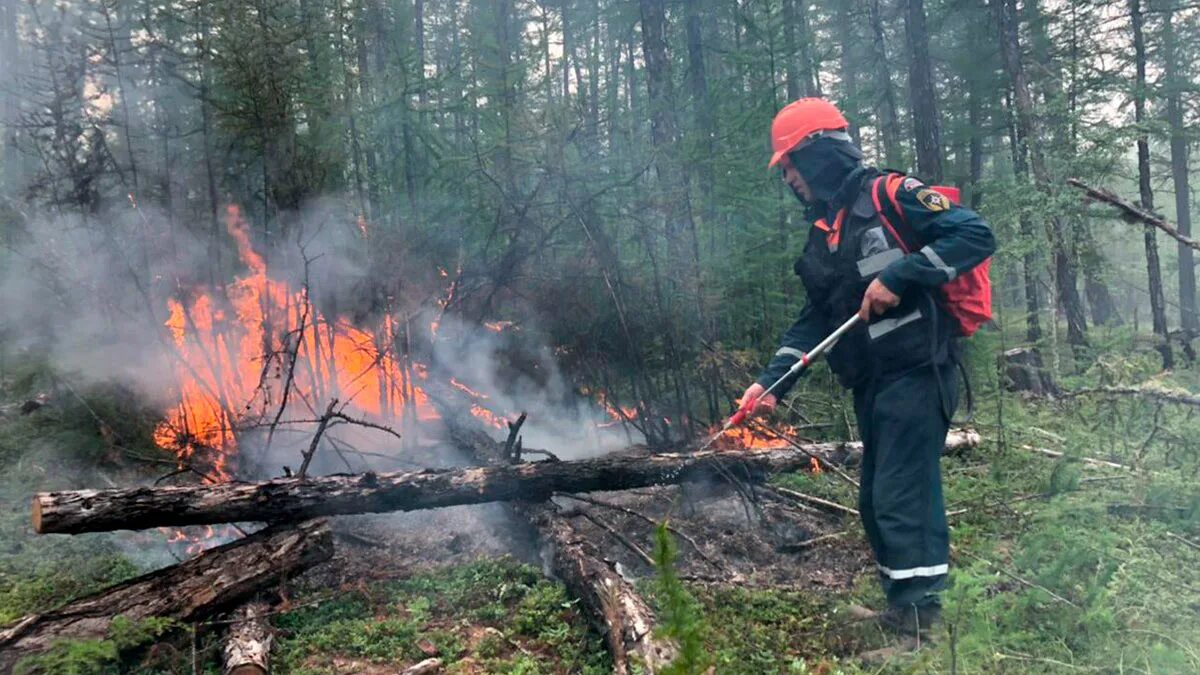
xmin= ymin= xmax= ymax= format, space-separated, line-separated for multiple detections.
xmin=2 ymin=342 xmax=1199 ymax=673
xmin=271 ymin=558 xmax=610 ymax=674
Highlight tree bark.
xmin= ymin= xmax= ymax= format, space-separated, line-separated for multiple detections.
xmin=868 ymin=0 xmax=904 ymax=167
xmin=223 ymin=601 xmax=273 ymax=675
xmin=35 ymin=444 xmax=843 ymax=535
xmin=904 ymin=0 xmax=943 ymax=182
xmin=1164 ymin=8 xmax=1196 ymax=334
xmin=1130 ymin=0 xmax=1173 ymax=368
xmin=995 ymin=0 xmax=1086 ymax=353
xmin=0 ymin=520 xmax=332 ymax=672
xmin=639 ymin=0 xmax=704 ymax=438
xmin=838 ymin=0 xmax=863 ymax=147
xmin=684 ymin=0 xmax=716 ymax=229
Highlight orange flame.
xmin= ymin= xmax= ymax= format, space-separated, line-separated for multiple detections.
xmin=470 ymin=404 xmax=507 ymax=430
xmin=594 ymin=392 xmax=639 ymax=428
xmin=707 ymin=416 xmax=800 ymax=452
xmin=451 ymin=377 xmax=489 ymax=399
xmin=154 ymin=205 xmax=438 ymax=484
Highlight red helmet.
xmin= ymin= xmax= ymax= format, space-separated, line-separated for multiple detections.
xmin=768 ymin=98 xmax=850 ymax=168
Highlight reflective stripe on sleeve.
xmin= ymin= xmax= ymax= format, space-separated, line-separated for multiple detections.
xmin=877 ymin=563 xmax=949 ymax=580
xmin=856 ymin=248 xmax=904 ymax=277
xmin=920 ymin=245 xmax=957 ymax=281
xmin=775 ymin=347 xmax=806 ymax=361
xmin=867 ymin=308 xmax=923 ymax=340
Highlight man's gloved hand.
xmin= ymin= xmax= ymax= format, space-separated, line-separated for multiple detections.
xmin=739 ymin=383 xmax=778 ymax=419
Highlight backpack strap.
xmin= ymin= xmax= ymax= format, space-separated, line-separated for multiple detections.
xmin=871 ymin=174 xmax=915 ymax=254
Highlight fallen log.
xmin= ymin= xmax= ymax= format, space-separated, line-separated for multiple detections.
xmin=32 ymin=445 xmax=840 ymax=535
xmin=0 ymin=520 xmax=332 ymax=672
xmin=1057 ymin=385 xmax=1200 ymax=407
xmin=424 ymin=384 xmax=675 ymax=674
xmin=223 ymin=600 xmax=273 ymax=675
xmin=35 ymin=432 xmax=983 ymax=536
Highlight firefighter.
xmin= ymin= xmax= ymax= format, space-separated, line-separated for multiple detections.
xmin=742 ymin=98 xmax=995 ymax=637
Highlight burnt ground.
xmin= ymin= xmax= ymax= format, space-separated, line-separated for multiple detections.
xmin=323 ymin=479 xmax=869 ymax=593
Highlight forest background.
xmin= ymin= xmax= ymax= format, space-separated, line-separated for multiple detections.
xmin=1 ymin=0 xmax=1200 ymax=671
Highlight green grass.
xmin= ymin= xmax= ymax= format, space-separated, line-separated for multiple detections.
xmin=272 ymin=558 xmax=610 ymax=674
xmin=3 ymin=342 xmax=1200 ymax=673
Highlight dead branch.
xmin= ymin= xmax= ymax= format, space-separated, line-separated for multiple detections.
xmin=297 ymin=399 xmax=339 ymax=478
xmin=553 ymin=492 xmax=726 ymax=573
xmin=400 ymin=658 xmax=443 ymax=675
xmin=1168 ymin=532 xmax=1200 ymax=552
xmin=423 ymin=379 xmax=676 ymax=674
xmin=504 ymin=412 xmax=527 ymax=463
xmin=33 ymin=443 xmax=843 ymax=535
xmin=763 ymin=485 xmax=859 ymax=517
xmin=1067 ymin=178 xmax=1200 ymax=252
xmin=223 ymin=600 xmax=273 ymax=675
xmin=777 ymin=531 xmax=847 ymax=553
xmin=576 ymin=510 xmax=656 ymax=567
xmin=1019 ymin=444 xmax=1131 ymax=470
xmin=1057 ymin=385 xmax=1200 ymax=408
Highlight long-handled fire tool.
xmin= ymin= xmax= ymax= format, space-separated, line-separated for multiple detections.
xmin=698 ymin=313 xmax=862 ymax=452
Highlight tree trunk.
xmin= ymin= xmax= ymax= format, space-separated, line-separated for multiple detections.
xmin=995 ymin=0 xmax=1085 ymax=353
xmin=684 ymin=0 xmax=716 ymax=230
xmin=639 ymin=0 xmax=704 ymax=438
xmin=868 ymin=0 xmax=903 ymax=167
xmin=782 ymin=0 xmax=800 ymax=100
xmin=35 ymin=444 xmax=844 ymax=535
xmin=223 ymin=601 xmax=273 ymax=675
xmin=1164 ymin=8 xmax=1196 ymax=335
xmin=0 ymin=520 xmax=332 ymax=672
xmin=1130 ymin=0 xmax=1173 ymax=368
xmin=0 ymin=0 xmax=19 ymax=192
xmin=904 ymin=0 xmax=943 ymax=182
xmin=837 ymin=0 xmax=863 ymax=147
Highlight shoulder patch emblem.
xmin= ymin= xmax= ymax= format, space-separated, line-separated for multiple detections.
xmin=916 ymin=188 xmax=950 ymax=212
xmin=902 ymin=176 xmax=924 ymax=191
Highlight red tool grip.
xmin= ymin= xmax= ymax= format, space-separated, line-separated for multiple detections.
xmin=728 ymin=397 xmax=757 ymax=427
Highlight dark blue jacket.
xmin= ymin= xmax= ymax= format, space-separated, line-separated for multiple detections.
xmin=756 ymin=168 xmax=995 ymax=394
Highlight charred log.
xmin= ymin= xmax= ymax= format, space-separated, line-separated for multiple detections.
xmin=34 ymin=446 xmax=836 ymax=535
xmin=35 ymin=432 xmax=982 ymax=536
xmin=0 ymin=520 xmax=332 ymax=672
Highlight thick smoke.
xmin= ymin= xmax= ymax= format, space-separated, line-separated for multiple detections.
xmin=1 ymin=198 xmax=641 ymax=479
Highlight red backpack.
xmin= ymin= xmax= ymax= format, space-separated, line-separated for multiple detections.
xmin=870 ymin=173 xmax=993 ymax=337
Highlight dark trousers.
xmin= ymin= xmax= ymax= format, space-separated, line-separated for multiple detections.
xmin=853 ymin=363 xmax=957 ymax=608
